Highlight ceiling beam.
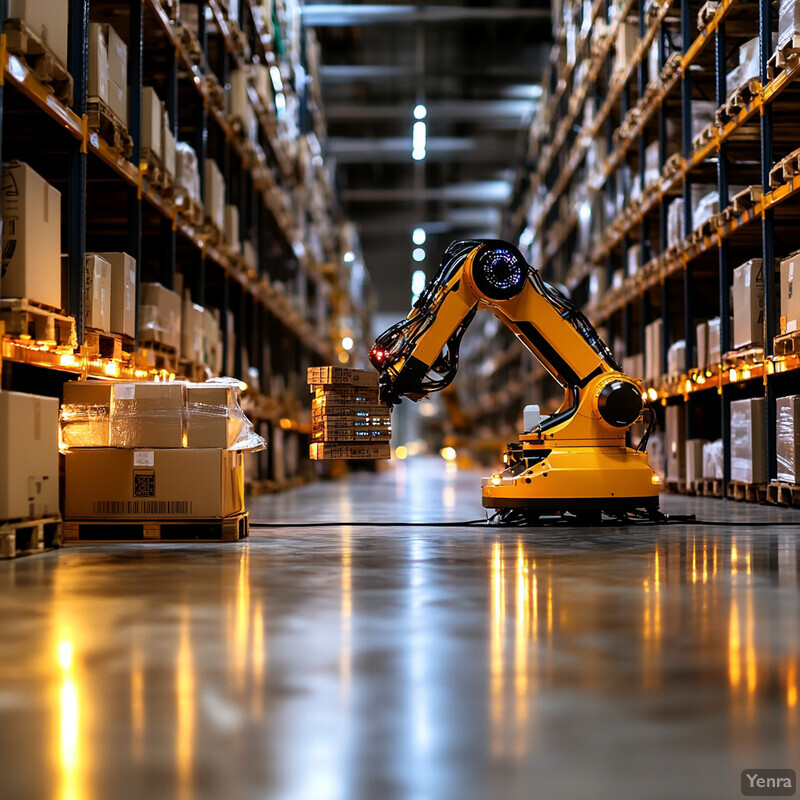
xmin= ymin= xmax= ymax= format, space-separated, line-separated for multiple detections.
xmin=302 ymin=5 xmax=551 ymax=26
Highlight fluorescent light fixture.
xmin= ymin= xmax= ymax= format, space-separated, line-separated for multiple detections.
xmin=343 ymin=250 xmax=355 ymax=263
xmin=270 ymin=65 xmax=284 ymax=92
xmin=412 ymin=248 xmax=425 ymax=262
xmin=414 ymin=104 xmax=427 ymax=120
xmin=411 ymin=269 xmax=426 ymax=294
xmin=412 ymin=121 xmax=426 ymax=160
xmin=412 ymin=227 xmax=426 ymax=245
xmin=275 ymin=92 xmax=286 ymax=113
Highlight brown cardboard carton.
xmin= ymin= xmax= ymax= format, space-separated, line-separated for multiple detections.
xmin=109 ymin=382 xmax=185 ymax=448
xmin=141 ymin=87 xmax=163 ymax=160
xmin=87 ymin=23 xmax=109 ymax=106
xmin=1 ymin=161 xmax=62 ymax=308
xmin=84 ymin=254 xmax=111 ymax=332
xmin=97 ymin=252 xmax=136 ymax=338
xmin=185 ymin=384 xmax=242 ymax=448
xmin=685 ymin=439 xmax=709 ymax=486
xmin=645 ymin=319 xmax=663 ymax=381
xmin=0 ymin=390 xmax=59 ymax=520
xmin=224 ymin=205 xmax=240 ymax=253
xmin=204 ymin=159 xmax=225 ymax=232
xmin=696 ymin=321 xmax=708 ymax=369
xmin=780 ymin=253 xmax=800 ymax=334
xmin=307 ymin=366 xmax=379 ymax=388
xmin=203 ymin=309 xmax=222 ymax=374
xmin=665 ymin=404 xmax=686 ymax=482
xmin=731 ymin=397 xmax=766 ymax=483
xmin=181 ymin=299 xmax=205 ymax=363
xmin=139 ymin=283 xmax=181 ymax=350
xmin=309 ymin=442 xmax=391 ymax=460
xmin=708 ymin=317 xmax=721 ymax=363
xmin=64 ymin=448 xmax=244 ymax=519
xmin=732 ymin=259 xmax=764 ymax=349
xmin=88 ymin=23 xmax=128 ymax=125
xmin=8 ymin=0 xmax=68 ymax=65
xmin=61 ymin=381 xmax=112 ymax=447
xmin=776 ymin=395 xmax=800 ymax=483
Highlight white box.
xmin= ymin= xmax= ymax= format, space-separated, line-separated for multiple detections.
xmin=696 ymin=321 xmax=709 ymax=369
xmin=1 ymin=161 xmax=62 ymax=308
xmin=667 ymin=340 xmax=686 ymax=376
xmin=97 ymin=252 xmax=136 ymax=338
xmin=88 ymin=23 xmax=128 ymax=125
xmin=732 ymin=259 xmax=764 ymax=349
xmin=8 ymin=0 xmax=68 ymax=66
xmin=141 ymin=86 xmax=163 ymax=161
xmin=707 ymin=316 xmax=721 ymax=363
xmin=0 ymin=390 xmax=59 ymax=521
xmin=84 ymin=254 xmax=111 ymax=332
xmin=182 ymin=299 xmax=205 ymax=363
xmin=204 ymin=159 xmax=225 ymax=233
xmin=88 ymin=23 xmax=109 ymax=107
xmin=229 ymin=68 xmax=257 ymax=140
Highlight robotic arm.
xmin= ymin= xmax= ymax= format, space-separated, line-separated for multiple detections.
xmin=369 ymin=240 xmax=659 ymax=519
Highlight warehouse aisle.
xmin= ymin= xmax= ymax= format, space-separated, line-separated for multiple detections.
xmin=1 ymin=460 xmax=799 ymax=800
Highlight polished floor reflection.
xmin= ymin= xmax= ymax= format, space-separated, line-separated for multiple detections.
xmin=1 ymin=457 xmax=799 ymax=800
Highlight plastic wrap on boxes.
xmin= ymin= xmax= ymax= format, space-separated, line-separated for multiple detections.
xmin=726 ymin=65 xmax=742 ymax=100
xmin=776 ymin=395 xmax=800 ymax=483
xmin=702 ymin=439 xmax=724 ymax=479
xmin=691 ymin=101 xmax=716 ymax=140
xmin=109 ymin=382 xmax=186 ymax=448
xmin=203 ymin=378 xmax=266 ymax=452
xmin=731 ymin=397 xmax=766 ymax=483
xmin=780 ymin=0 xmax=800 ymax=49
xmin=693 ymin=190 xmax=719 ymax=229
xmin=667 ymin=198 xmax=685 ymax=248
xmin=175 ymin=142 xmax=201 ymax=205
xmin=59 ymin=404 xmax=110 ymax=447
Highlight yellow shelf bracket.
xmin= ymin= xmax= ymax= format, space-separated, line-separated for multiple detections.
xmin=80 ymin=113 xmax=89 ymax=154
xmin=0 ymin=34 xmax=7 ymax=85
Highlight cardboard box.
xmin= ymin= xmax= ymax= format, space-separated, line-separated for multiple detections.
xmin=84 ymin=254 xmax=111 ymax=332
xmin=703 ymin=439 xmax=723 ymax=479
xmin=139 ymin=282 xmax=181 ymax=350
xmin=665 ymin=403 xmax=686 ymax=482
xmin=204 ymin=159 xmax=225 ymax=232
xmin=614 ymin=21 xmax=638 ymax=76
xmin=203 ymin=308 xmax=222 ymax=374
xmin=64 ymin=448 xmax=244 ymax=519
xmin=229 ymin=68 xmax=257 ymax=140
xmin=696 ymin=321 xmax=709 ymax=369
xmin=621 ymin=353 xmax=644 ymax=380
xmin=109 ymin=382 xmax=186 ymax=448
xmin=708 ymin=317 xmax=721 ymax=363
xmin=732 ymin=259 xmax=764 ymax=349
xmin=88 ymin=23 xmax=128 ymax=125
xmin=97 ymin=252 xmax=136 ymax=338
xmin=0 ymin=390 xmax=59 ymax=520
xmin=162 ymin=114 xmax=176 ymax=179
xmin=141 ymin=87 xmax=163 ymax=160
xmin=185 ymin=384 xmax=242 ymax=448
xmin=685 ymin=439 xmax=709 ymax=486
xmin=181 ymin=299 xmax=205 ymax=363
xmin=311 ymin=384 xmax=381 ymax=401
xmin=224 ymin=204 xmax=240 ymax=253
xmin=1 ymin=161 xmax=62 ymax=308
xmin=780 ymin=253 xmax=800 ymax=334
xmin=243 ymin=240 xmax=257 ymax=271
xmin=7 ymin=0 xmax=68 ymax=65
xmin=645 ymin=319 xmax=664 ymax=381
xmin=61 ymin=381 xmax=112 ymax=448
xmin=731 ymin=397 xmax=766 ymax=483
xmin=777 ymin=395 xmax=800 ymax=483
xmin=307 ymin=366 xmax=379 ymax=388
xmin=309 ymin=442 xmax=391 ymax=460
xmin=312 ymin=418 xmax=391 ymax=442
xmin=175 ymin=142 xmax=201 ymax=205
xmin=667 ymin=340 xmax=686 ymax=376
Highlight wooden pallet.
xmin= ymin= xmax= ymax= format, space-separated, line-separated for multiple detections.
xmin=204 ymin=76 xmax=227 ymax=114
xmin=698 ymin=478 xmax=724 ymax=497
xmin=691 ymin=121 xmax=716 ymax=152
xmin=140 ymin=149 xmax=174 ymax=197
xmin=690 ymin=216 xmax=715 ymax=244
xmin=203 ymin=220 xmax=223 ymax=248
xmin=83 ymin=329 xmax=135 ymax=362
xmin=0 ymin=515 xmax=62 ymax=559
xmin=0 ymin=298 xmax=77 ymax=348
xmin=769 ymin=147 xmax=800 ymax=189
xmin=63 ymin=512 xmax=249 ymax=543
xmin=136 ymin=341 xmax=179 ymax=374
xmin=174 ymin=191 xmax=204 ymax=227
xmin=731 ymin=184 xmax=762 ymax=215
xmin=767 ymin=481 xmax=800 ymax=507
xmin=176 ymin=25 xmax=203 ymax=65
xmin=662 ymin=151 xmax=684 ymax=181
xmin=697 ymin=0 xmax=719 ymax=29
xmin=722 ymin=346 xmax=764 ymax=369
xmin=86 ymin=97 xmax=133 ymax=159
xmin=4 ymin=18 xmax=73 ymax=105
xmin=727 ymin=480 xmax=767 ymax=503
xmin=775 ymin=35 xmax=800 ymax=70
xmin=665 ymin=480 xmax=688 ymax=495
xmin=774 ymin=329 xmax=800 ymax=356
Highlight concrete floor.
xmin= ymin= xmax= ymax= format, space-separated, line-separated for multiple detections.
xmin=1 ymin=457 xmax=799 ymax=800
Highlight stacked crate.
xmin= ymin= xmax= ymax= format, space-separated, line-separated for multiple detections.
xmin=307 ymin=367 xmax=392 ymax=459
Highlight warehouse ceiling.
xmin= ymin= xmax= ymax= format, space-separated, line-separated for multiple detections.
xmin=304 ymin=1 xmax=551 ymax=314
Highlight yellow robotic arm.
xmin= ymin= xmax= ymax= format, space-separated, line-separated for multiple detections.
xmin=369 ymin=240 xmax=660 ymax=521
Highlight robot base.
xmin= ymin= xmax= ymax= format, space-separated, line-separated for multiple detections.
xmin=481 ymin=495 xmax=660 ymax=512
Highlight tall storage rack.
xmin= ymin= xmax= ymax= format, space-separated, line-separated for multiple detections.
xmin=0 ymin=0 xmax=368 ymax=492
xmin=490 ymin=0 xmax=800 ymax=503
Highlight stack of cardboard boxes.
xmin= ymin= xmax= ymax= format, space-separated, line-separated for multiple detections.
xmin=61 ymin=380 xmax=264 ymax=526
xmin=88 ymin=22 xmax=128 ymax=127
xmin=307 ymin=367 xmax=391 ymax=460
xmin=84 ymin=252 xmax=137 ymax=338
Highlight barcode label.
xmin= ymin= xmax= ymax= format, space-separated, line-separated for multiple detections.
xmin=92 ymin=500 xmax=192 ymax=515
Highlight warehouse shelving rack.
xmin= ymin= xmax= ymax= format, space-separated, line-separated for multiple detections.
xmin=496 ymin=0 xmax=800 ymax=502
xmin=0 ymin=0 xmax=367 ymax=491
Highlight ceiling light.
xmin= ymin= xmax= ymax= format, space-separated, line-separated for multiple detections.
xmin=414 ymin=104 xmax=427 ymax=120
xmin=269 ymin=65 xmax=284 ymax=92
xmin=411 ymin=269 xmax=426 ymax=294
xmin=343 ymin=250 xmax=355 ymax=263
xmin=412 ymin=248 xmax=425 ymax=262
xmin=341 ymin=336 xmax=354 ymax=351
xmin=412 ymin=121 xmax=426 ymax=160
xmin=412 ymin=227 xmax=426 ymax=245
